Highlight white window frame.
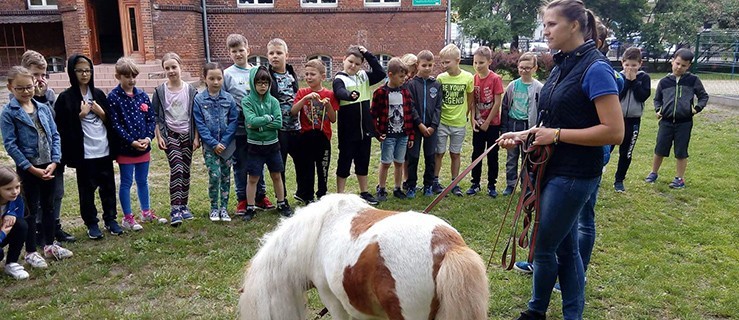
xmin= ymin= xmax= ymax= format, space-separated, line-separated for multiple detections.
xmin=364 ymin=0 xmax=400 ymax=7
xmin=237 ymin=0 xmax=274 ymax=8
xmin=375 ymin=54 xmax=392 ymax=72
xmin=28 ymin=0 xmax=58 ymax=10
xmin=308 ymin=55 xmax=333 ymax=79
xmin=301 ymin=0 xmax=338 ymax=8
xmin=248 ymin=55 xmax=270 ymax=68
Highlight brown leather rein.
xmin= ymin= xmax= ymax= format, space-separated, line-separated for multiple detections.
xmin=488 ymin=134 xmax=553 ymax=270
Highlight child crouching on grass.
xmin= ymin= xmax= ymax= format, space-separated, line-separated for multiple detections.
xmin=193 ymin=62 xmax=239 ymax=222
xmin=370 ymin=58 xmax=417 ymax=201
xmin=0 ymin=166 xmax=30 ymax=280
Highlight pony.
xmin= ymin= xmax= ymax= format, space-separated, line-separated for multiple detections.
xmin=238 ymin=193 xmax=489 ymax=320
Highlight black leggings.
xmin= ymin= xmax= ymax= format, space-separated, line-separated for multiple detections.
xmin=18 ymin=164 xmax=57 ymax=250
xmin=0 ymin=216 xmax=28 ymax=263
xmin=611 ymin=117 xmax=640 ymax=182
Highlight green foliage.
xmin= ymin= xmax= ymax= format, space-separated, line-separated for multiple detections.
xmin=455 ymin=0 xmax=538 ymax=50
xmin=588 ymin=0 xmax=648 ymax=39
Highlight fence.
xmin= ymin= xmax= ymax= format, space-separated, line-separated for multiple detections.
xmin=693 ymin=30 xmax=739 ymax=78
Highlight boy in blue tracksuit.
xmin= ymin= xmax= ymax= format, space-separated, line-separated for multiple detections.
xmin=403 ymin=50 xmax=443 ymax=197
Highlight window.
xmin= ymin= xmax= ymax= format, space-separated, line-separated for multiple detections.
xmin=237 ymin=0 xmax=274 ymax=7
xmin=248 ymin=56 xmax=270 ymax=68
xmin=374 ymin=54 xmax=392 ymax=72
xmin=28 ymin=0 xmax=58 ymax=9
xmin=307 ymin=55 xmax=333 ymax=79
xmin=364 ymin=0 xmax=400 ymax=7
xmin=302 ymin=0 xmax=337 ymax=7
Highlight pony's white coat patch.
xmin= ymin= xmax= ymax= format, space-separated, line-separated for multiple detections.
xmin=238 ymin=194 xmax=489 ymax=320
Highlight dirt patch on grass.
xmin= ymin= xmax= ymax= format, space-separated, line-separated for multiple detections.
xmin=701 ymin=103 xmax=739 ymax=123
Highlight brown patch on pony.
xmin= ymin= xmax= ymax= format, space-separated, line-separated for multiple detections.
xmin=349 ymin=209 xmax=399 ymax=239
xmin=343 ymin=242 xmax=404 ymax=320
xmin=428 ymin=225 xmax=466 ymax=320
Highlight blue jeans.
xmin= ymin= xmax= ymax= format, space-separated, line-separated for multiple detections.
xmin=578 ymin=176 xmax=601 ymax=274
xmin=380 ymin=135 xmax=409 ymax=164
xmin=528 ymin=175 xmax=599 ymax=320
xmin=119 ymin=161 xmax=150 ymax=215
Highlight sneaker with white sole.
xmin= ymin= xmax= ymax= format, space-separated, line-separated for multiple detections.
xmin=4 ymin=263 xmax=29 ymax=280
xmin=24 ymin=252 xmax=48 ymax=269
xmin=513 ymin=261 xmax=534 ymax=274
xmin=219 ymin=208 xmax=232 ymax=222
xmin=122 ymin=215 xmax=143 ymax=231
xmin=43 ymin=244 xmax=73 ymax=260
xmin=209 ymin=209 xmax=220 ymax=222
xmin=142 ymin=209 xmax=167 ymax=224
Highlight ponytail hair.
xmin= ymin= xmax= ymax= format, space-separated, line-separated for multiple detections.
xmin=545 ymin=0 xmax=597 ymax=43
xmin=585 ymin=9 xmax=598 ymax=43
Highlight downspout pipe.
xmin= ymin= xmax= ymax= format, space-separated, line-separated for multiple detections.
xmin=202 ymin=0 xmax=211 ymax=62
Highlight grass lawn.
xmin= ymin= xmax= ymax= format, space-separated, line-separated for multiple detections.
xmin=0 ymin=97 xmax=737 ymax=319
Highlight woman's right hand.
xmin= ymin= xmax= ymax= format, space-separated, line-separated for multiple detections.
xmin=496 ymin=130 xmax=529 ymax=149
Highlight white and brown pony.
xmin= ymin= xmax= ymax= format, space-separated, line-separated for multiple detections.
xmin=238 ymin=193 xmax=489 ymax=320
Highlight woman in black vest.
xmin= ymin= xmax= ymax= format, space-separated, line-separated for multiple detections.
xmin=498 ymin=1 xmax=624 ymax=319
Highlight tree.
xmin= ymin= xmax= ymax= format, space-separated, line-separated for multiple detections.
xmin=455 ymin=0 xmax=540 ymax=51
xmin=588 ymin=0 xmax=648 ymax=39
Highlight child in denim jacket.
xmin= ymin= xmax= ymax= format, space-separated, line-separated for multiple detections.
xmin=193 ymin=62 xmax=239 ymax=222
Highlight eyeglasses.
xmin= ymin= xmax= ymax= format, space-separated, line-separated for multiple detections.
xmin=255 ymin=81 xmax=270 ymax=86
xmin=74 ymin=69 xmax=92 ymax=75
xmin=518 ymin=66 xmax=534 ymax=72
xmin=13 ymin=86 xmax=35 ymax=93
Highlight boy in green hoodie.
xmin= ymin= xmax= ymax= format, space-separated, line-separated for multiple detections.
xmin=242 ymin=66 xmax=293 ymax=219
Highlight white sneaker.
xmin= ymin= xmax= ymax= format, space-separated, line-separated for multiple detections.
xmin=219 ymin=208 xmax=232 ymax=222
xmin=209 ymin=209 xmax=220 ymax=222
xmin=24 ymin=252 xmax=48 ymax=268
xmin=122 ymin=215 xmax=144 ymax=231
xmin=4 ymin=263 xmax=29 ymax=280
xmin=44 ymin=244 xmax=74 ymax=260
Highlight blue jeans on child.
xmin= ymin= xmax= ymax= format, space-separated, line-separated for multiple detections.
xmin=380 ymin=134 xmax=409 ymax=164
xmin=118 ymin=161 xmax=150 ymax=215
xmin=528 ymin=175 xmax=599 ymax=320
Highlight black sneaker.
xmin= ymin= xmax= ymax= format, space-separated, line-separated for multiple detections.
xmin=502 ymin=186 xmax=515 ymax=196
xmin=55 ymin=227 xmax=76 ymax=243
xmin=105 ymin=220 xmax=124 ymax=236
xmin=360 ymin=192 xmax=379 ymax=205
xmin=277 ymin=203 xmax=293 ymax=217
xmin=393 ymin=188 xmax=407 ymax=199
xmin=516 ymin=310 xmax=546 ymax=320
xmin=293 ymin=194 xmax=307 ymax=204
xmin=451 ymin=185 xmax=464 ymax=197
xmin=242 ymin=209 xmax=257 ymax=222
xmin=376 ymin=188 xmax=388 ymax=202
xmin=87 ymin=224 xmax=104 ymax=240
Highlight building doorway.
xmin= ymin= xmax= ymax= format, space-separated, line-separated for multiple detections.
xmin=92 ymin=0 xmax=124 ymax=63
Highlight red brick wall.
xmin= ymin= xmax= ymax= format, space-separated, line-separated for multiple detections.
xmin=151 ymin=7 xmax=206 ymax=76
xmin=205 ymin=9 xmax=446 ymax=78
xmin=59 ymin=0 xmax=91 ymax=58
xmin=0 ymin=0 xmax=28 ymax=10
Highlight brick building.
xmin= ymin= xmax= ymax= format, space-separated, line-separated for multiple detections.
xmin=1 ymin=0 xmax=447 ymax=81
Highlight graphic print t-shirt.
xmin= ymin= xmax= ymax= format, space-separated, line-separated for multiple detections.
xmin=474 ymin=71 xmax=504 ymax=126
xmin=510 ymin=79 xmax=531 ymax=120
xmin=437 ymin=70 xmax=474 ymax=127
xmin=387 ymin=90 xmax=404 ymax=134
xmin=295 ymin=87 xmax=339 ymax=140
xmin=273 ymin=72 xmax=300 ymax=131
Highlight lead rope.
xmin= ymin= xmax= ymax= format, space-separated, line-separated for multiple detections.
xmin=488 ymin=133 xmax=552 ymax=270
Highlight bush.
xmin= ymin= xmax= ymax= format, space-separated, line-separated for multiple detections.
xmin=490 ymin=50 xmax=555 ymax=80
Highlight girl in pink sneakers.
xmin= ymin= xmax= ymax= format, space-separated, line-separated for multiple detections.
xmin=108 ymin=58 xmax=165 ymax=231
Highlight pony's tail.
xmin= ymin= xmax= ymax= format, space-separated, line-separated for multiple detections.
xmin=435 ymin=246 xmax=489 ymax=320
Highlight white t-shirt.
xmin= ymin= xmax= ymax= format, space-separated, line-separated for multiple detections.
xmin=164 ymin=82 xmax=191 ymax=134
xmin=80 ymin=89 xmax=109 ymax=159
